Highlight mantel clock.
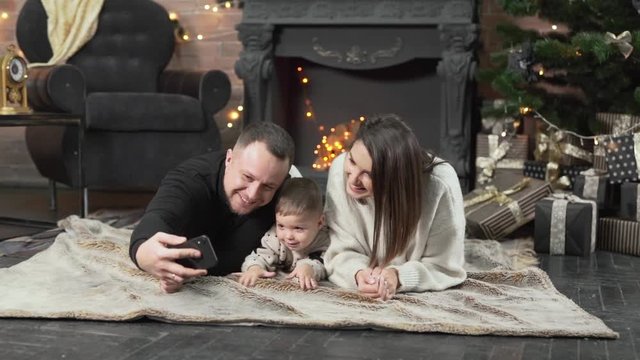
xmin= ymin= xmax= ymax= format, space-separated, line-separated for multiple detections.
xmin=0 ymin=45 xmax=31 ymax=115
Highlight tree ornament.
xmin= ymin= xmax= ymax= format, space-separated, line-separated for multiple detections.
xmin=633 ymin=0 xmax=640 ymax=14
xmin=507 ymin=41 xmax=537 ymax=82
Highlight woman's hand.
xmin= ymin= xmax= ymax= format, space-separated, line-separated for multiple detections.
xmin=376 ymin=267 xmax=399 ymax=301
xmin=355 ymin=267 xmax=399 ymax=301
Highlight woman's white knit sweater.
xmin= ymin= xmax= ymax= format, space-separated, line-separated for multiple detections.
xmin=323 ymin=153 xmax=467 ymax=292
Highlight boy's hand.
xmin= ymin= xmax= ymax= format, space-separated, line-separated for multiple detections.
xmin=286 ymin=263 xmax=317 ymax=290
xmin=238 ymin=266 xmax=276 ymax=287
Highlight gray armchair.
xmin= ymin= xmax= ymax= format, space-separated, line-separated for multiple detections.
xmin=16 ymin=0 xmax=231 ymax=211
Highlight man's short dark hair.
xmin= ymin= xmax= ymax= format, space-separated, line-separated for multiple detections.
xmin=235 ymin=122 xmax=295 ymax=166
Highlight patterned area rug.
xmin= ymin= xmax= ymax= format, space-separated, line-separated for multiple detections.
xmin=0 ymin=215 xmax=618 ymax=338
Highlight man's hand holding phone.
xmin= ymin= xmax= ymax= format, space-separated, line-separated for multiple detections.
xmin=135 ymin=232 xmax=211 ymax=293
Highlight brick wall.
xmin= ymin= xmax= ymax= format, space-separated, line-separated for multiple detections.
xmin=0 ymin=0 xmax=508 ymax=186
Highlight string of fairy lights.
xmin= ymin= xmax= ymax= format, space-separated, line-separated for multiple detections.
xmin=169 ymin=0 xmax=241 ymax=42
xmin=295 ymin=65 xmax=366 ymax=170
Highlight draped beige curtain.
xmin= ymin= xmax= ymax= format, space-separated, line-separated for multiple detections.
xmin=28 ymin=0 xmax=105 ymax=67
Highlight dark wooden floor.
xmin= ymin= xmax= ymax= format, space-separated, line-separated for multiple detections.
xmin=0 ymin=187 xmax=638 ymax=360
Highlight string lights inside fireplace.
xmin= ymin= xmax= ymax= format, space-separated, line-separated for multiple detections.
xmin=295 ymin=65 xmax=365 ymax=171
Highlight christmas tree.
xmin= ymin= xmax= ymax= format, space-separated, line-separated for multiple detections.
xmin=479 ymin=0 xmax=640 ymax=134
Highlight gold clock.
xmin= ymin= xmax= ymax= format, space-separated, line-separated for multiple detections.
xmin=0 ymin=45 xmax=31 ymax=115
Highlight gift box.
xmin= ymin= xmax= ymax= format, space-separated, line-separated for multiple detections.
xmin=596 ymin=113 xmax=640 ymax=135
xmin=523 ymin=160 xmax=590 ymax=190
xmin=619 ymin=182 xmax=640 ymax=221
xmin=597 ymin=217 xmax=640 ymax=256
xmin=592 ymin=143 xmax=608 ymax=172
xmin=465 ymin=177 xmax=553 ymax=240
xmin=593 ymin=113 xmax=640 ymax=173
xmin=534 ymin=195 xmax=597 ymax=256
xmin=602 ymin=134 xmax=640 ymax=183
xmin=572 ymin=169 xmax=619 ymax=210
xmin=475 ymin=134 xmax=528 ymax=186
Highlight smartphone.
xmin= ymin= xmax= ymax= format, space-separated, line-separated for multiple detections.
xmin=169 ymin=235 xmax=218 ymax=269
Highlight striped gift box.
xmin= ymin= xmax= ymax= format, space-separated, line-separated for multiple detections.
xmin=596 ymin=113 xmax=640 ymax=135
xmin=476 ymin=134 xmax=529 ymax=160
xmin=592 ymin=143 xmax=608 ymax=172
xmin=465 ymin=177 xmax=553 ymax=240
xmin=597 ymin=217 xmax=640 ymax=256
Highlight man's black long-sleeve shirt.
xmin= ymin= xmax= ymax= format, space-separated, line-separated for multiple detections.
xmin=129 ymin=151 xmax=277 ymax=275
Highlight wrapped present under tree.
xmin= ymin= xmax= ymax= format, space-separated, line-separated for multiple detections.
xmin=475 ymin=134 xmax=528 ymax=186
xmin=534 ymin=194 xmax=598 ymax=257
xmin=619 ymin=181 xmax=640 ymax=222
xmin=465 ymin=177 xmax=552 ymax=240
xmin=573 ymin=169 xmax=619 ymax=211
xmin=598 ymin=217 xmax=640 ymax=256
xmin=602 ymin=133 xmax=640 ymax=183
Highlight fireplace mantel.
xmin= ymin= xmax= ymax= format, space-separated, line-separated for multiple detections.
xmin=235 ymin=0 xmax=478 ymax=191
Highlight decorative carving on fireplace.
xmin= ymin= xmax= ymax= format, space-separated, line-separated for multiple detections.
xmin=235 ymin=0 xmax=478 ymax=191
xmin=312 ymin=37 xmax=403 ymax=65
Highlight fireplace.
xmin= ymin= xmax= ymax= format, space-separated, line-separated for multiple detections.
xmin=235 ymin=0 xmax=478 ymax=192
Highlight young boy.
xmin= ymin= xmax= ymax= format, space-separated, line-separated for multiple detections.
xmin=238 ymin=177 xmax=329 ymax=290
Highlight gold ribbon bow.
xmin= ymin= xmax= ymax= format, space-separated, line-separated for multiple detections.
xmin=605 ymin=31 xmax=633 ymax=59
xmin=543 ymin=162 xmax=572 ymax=189
xmin=475 ymin=140 xmax=510 ymax=185
xmin=464 ymin=178 xmax=530 ymax=210
xmin=534 ymin=130 xmax=593 ymax=165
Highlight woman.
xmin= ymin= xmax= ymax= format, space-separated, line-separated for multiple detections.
xmin=323 ymin=114 xmax=466 ymax=301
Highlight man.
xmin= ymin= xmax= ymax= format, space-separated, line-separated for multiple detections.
xmin=129 ymin=122 xmax=295 ymax=293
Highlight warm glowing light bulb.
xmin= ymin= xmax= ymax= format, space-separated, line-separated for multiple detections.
xmin=229 ymin=111 xmax=240 ymax=120
xmin=513 ymin=119 xmax=521 ymax=128
xmin=594 ymin=138 xmax=599 ymax=146
xmin=538 ymin=69 xmax=544 ymax=76
xmin=306 ymin=111 xmax=312 ymax=117
xmin=227 ymin=122 xmax=233 ymax=128
xmin=169 ymin=12 xmax=178 ymax=20
xmin=212 ymin=6 xmax=219 ymax=12
xmin=225 ymin=1 xmax=232 ymax=8
xmin=297 ymin=67 xmax=303 ymax=72
xmin=314 ymin=150 xmax=319 ymax=154
xmin=501 ymin=131 xmax=507 ymax=137
xmin=182 ymin=34 xmax=190 ymax=41
xmin=197 ymin=34 xmax=204 ymax=40
xmin=359 ymin=116 xmax=365 ymax=121
xmin=302 ymin=78 xmax=309 ymax=84
xmin=237 ymin=105 xmax=243 ymax=112
xmin=551 ymin=24 xmax=558 ymax=30
xmin=204 ymin=4 xmax=211 ymax=10
xmin=330 ymin=128 xmax=335 ymax=132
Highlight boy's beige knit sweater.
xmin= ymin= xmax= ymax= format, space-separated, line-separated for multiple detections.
xmin=323 ymin=153 xmax=467 ymax=292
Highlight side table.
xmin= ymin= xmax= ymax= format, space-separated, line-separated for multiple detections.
xmin=0 ymin=112 xmax=85 ymax=228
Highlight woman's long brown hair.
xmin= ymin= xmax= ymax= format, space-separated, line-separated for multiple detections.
xmin=355 ymin=114 xmax=439 ymax=267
